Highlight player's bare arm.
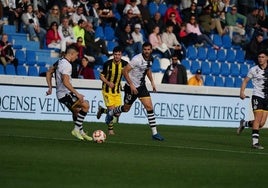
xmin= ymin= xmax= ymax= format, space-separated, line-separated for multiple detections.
xmin=62 ymin=74 xmax=84 ymax=101
xmin=46 ymin=66 xmax=56 ymax=95
xmin=146 ymin=68 xmax=156 ymax=92
xmin=123 ymin=64 xmax=138 ymax=94
xmin=240 ymin=77 xmax=249 ymax=100
xmin=100 ymin=74 xmax=115 ymax=88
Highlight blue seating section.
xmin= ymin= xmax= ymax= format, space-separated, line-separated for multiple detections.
xmin=2 ymin=23 xmax=254 ymax=87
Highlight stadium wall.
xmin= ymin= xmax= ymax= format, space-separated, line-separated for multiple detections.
xmin=0 ymin=75 xmax=258 ymax=128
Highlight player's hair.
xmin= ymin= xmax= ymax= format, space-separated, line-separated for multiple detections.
xmin=142 ymin=42 xmax=152 ymax=49
xmin=258 ymin=49 xmax=268 ymax=56
xmin=113 ymin=46 xmax=122 ymax=53
xmin=66 ymin=44 xmax=78 ymax=54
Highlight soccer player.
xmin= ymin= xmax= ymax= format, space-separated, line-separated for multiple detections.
xmin=46 ymin=44 xmax=92 ymax=141
xmin=97 ymin=46 xmax=128 ymax=135
xmin=105 ymin=42 xmax=164 ymax=141
xmin=237 ymin=50 xmax=268 ymax=149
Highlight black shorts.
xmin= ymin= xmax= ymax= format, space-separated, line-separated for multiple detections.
xmin=58 ymin=92 xmax=79 ymax=112
xmin=251 ymin=95 xmax=268 ymax=111
xmin=123 ymin=84 xmax=150 ymax=105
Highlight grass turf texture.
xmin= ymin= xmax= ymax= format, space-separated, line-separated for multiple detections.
xmin=0 ymin=118 xmax=268 ymax=188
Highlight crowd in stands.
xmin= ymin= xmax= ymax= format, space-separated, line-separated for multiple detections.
xmin=0 ymin=0 xmax=268 ymax=86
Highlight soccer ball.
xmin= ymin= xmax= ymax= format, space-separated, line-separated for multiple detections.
xmin=92 ymin=130 xmax=106 ymax=143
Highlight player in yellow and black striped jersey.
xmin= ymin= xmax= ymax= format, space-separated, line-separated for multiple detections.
xmin=97 ymin=46 xmax=128 ymax=135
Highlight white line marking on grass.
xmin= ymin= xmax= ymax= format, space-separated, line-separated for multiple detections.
xmin=1 ymin=134 xmax=268 ymax=156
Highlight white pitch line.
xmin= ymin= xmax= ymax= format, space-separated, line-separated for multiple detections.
xmin=1 ymin=134 xmax=268 ymax=156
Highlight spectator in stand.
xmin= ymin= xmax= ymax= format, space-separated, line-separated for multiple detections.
xmin=161 ymin=54 xmax=188 ymax=85
xmin=71 ymin=5 xmax=88 ymax=25
xmin=0 ymin=34 xmax=18 ymax=67
xmin=165 ymin=12 xmax=181 ymax=40
xmin=123 ymin=0 xmax=142 ymax=21
xmin=131 ymin=23 xmax=144 ymax=44
xmin=118 ymin=24 xmax=142 ymax=59
xmin=149 ymin=25 xmax=171 ymax=58
xmin=98 ymin=0 xmax=118 ymax=28
xmin=88 ymin=1 xmax=101 ymax=28
xmin=46 ymin=21 xmax=61 ymax=50
xmin=186 ymin=15 xmax=220 ymax=50
xmin=58 ymin=17 xmax=76 ymax=54
xmin=164 ymin=3 xmax=183 ymax=25
xmin=246 ymin=7 xmax=260 ymax=39
xmin=47 ymin=5 xmax=61 ymax=28
xmin=188 ymin=69 xmax=204 ymax=86
xmin=73 ymin=19 xmax=86 ymax=46
xmin=21 ymin=4 xmax=46 ymax=48
xmin=245 ymin=31 xmax=265 ymax=63
xmin=116 ymin=9 xmax=139 ymax=37
xmin=257 ymin=8 xmax=268 ymax=39
xmin=137 ymin=0 xmax=151 ymax=31
xmin=162 ymin=24 xmax=185 ymax=60
xmin=225 ymin=5 xmax=247 ymax=39
xmin=60 ymin=5 xmax=71 ymax=21
xmin=237 ymin=0 xmax=255 ymax=16
xmin=72 ymin=36 xmax=85 ymax=78
xmin=84 ymin=22 xmax=110 ymax=57
xmin=218 ymin=0 xmax=233 ymax=13
xmin=181 ymin=2 xmax=198 ymax=23
xmin=147 ymin=11 xmax=165 ymax=34
xmin=78 ymin=56 xmax=95 ymax=79
xmin=198 ymin=5 xmax=226 ymax=36
xmin=178 ymin=22 xmax=193 ymax=46
xmin=1 ymin=0 xmax=21 ymax=25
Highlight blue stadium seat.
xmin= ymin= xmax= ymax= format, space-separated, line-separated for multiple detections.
xmin=28 ymin=66 xmax=39 ymax=76
xmin=17 ymin=65 xmax=27 ymax=76
xmin=240 ymin=64 xmax=248 ymax=78
xmin=95 ymin=26 xmax=105 ymax=40
xmin=207 ymin=48 xmax=217 ymax=61
xmin=204 ymin=75 xmax=215 ymax=86
xmin=15 ymin=50 xmax=26 ymax=65
xmin=151 ymin=58 xmax=161 ymax=72
xmin=234 ymin=77 xmax=242 ymax=88
xmin=5 ymin=64 xmax=16 ymax=75
xmin=216 ymin=49 xmax=226 ymax=62
xmin=235 ymin=49 xmax=245 ymax=63
xmin=107 ymin=41 xmax=118 ymax=52
xmin=190 ymin=60 xmax=200 ymax=74
xmin=247 ymin=80 xmax=253 ymax=88
xmin=181 ymin=59 xmax=190 ymax=70
xmin=230 ymin=63 xmax=240 ymax=77
xmin=220 ymin=63 xmax=230 ymax=76
xmin=39 ymin=66 xmax=48 ymax=76
xmin=0 ymin=64 xmax=4 ymax=74
xmin=224 ymin=77 xmax=234 ymax=87
xmin=211 ymin=62 xmax=220 ymax=76
xmin=197 ymin=47 xmax=207 ymax=61
xmin=104 ymin=25 xmax=116 ymax=41
xmin=3 ymin=24 xmax=16 ymax=33
xmin=222 ymin=35 xmax=232 ymax=49
xmin=200 ymin=61 xmax=210 ymax=75
xmin=215 ymin=76 xmax=224 ymax=87
xmin=158 ymin=3 xmax=168 ymax=16
xmin=186 ymin=46 xmax=197 ymax=60
xmin=26 ymin=50 xmax=37 ymax=66
xmin=148 ymin=2 xmax=158 ymax=17
xmin=212 ymin=34 xmax=222 ymax=47
xmin=93 ymin=68 xmax=100 ymax=79
xmin=226 ymin=49 xmax=236 ymax=63
xmin=23 ymin=41 xmax=40 ymax=50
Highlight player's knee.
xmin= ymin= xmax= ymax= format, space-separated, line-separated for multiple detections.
xmin=82 ymin=100 xmax=90 ymax=111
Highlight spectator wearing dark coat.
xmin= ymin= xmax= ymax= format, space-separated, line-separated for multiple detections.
xmin=162 ymin=55 xmax=188 ymax=85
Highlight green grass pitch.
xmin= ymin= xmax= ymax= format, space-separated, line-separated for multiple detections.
xmin=1 ymin=118 xmax=268 ymax=188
